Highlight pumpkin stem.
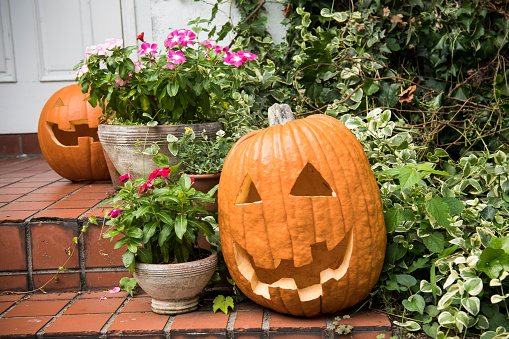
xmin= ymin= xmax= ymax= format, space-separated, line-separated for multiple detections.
xmin=268 ymin=103 xmax=295 ymax=127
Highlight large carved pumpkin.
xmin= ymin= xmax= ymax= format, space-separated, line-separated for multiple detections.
xmin=38 ymin=85 xmax=110 ymax=181
xmin=218 ymin=104 xmax=386 ymax=317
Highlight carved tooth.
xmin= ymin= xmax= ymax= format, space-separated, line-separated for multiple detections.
xmin=274 ymin=258 xmax=281 ymax=268
xmin=298 ymin=284 xmax=322 ymax=301
xmin=271 ymin=277 xmax=297 ymax=289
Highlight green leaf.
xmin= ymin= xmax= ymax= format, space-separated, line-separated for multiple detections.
xmin=402 ymin=294 xmax=426 ymax=314
xmin=443 ymin=197 xmax=465 ymax=215
xmin=119 ymin=277 xmax=137 ymax=296
xmin=122 ymin=250 xmax=135 ymax=268
xmin=158 ymin=223 xmax=172 ymax=247
xmin=399 ymin=167 xmax=422 ymax=190
xmin=386 ymin=38 xmax=401 ymax=51
xmin=423 ymin=232 xmax=445 ymax=253
xmin=461 ymin=296 xmax=480 ymax=316
xmin=213 ymin=295 xmax=234 ymax=314
xmin=126 ymin=228 xmax=143 ymax=238
xmin=187 ymin=217 xmax=214 ymax=237
xmin=384 ymin=206 xmax=414 ymax=232
xmin=142 ymin=222 xmax=157 ymax=244
xmin=490 ymin=236 xmax=509 ymax=253
xmin=153 ymin=153 xmax=169 ymax=167
xmin=364 ymin=78 xmax=380 ymax=95
xmin=396 ymin=274 xmax=417 ymax=287
xmin=167 ymin=81 xmax=179 ymax=97
xmin=393 ymin=320 xmax=421 ymax=331
xmin=137 ymin=247 xmax=153 ymax=264
xmin=175 ymin=215 xmax=187 ymax=240
xmin=478 ymin=247 xmax=509 ymax=279
xmin=425 ymin=197 xmax=451 ymax=228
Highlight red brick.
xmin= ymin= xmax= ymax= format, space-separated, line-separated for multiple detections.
xmin=0 ymin=316 xmax=52 ymax=337
xmin=349 ymin=332 xmax=393 ymax=339
xmin=43 ymin=313 xmax=112 ymax=335
xmin=0 ymin=194 xmax=23 ymax=203
xmin=0 ymin=224 xmax=26 ymax=271
xmin=171 ymin=311 xmax=229 ymax=333
xmin=1 ymin=201 xmax=53 ymax=211
xmin=26 ymin=292 xmax=77 ymax=300
xmin=270 ymin=313 xmax=326 ymax=331
xmin=0 ymin=274 xmax=28 ymax=292
xmin=0 ymin=134 xmax=20 ymax=156
xmin=332 ymin=311 xmax=391 ymax=331
xmin=7 ymin=182 xmax=46 ymax=189
xmin=34 ymin=185 xmax=81 ymax=195
xmin=270 ymin=333 xmax=324 ymax=339
xmin=32 ymin=272 xmax=81 ymax=292
xmin=66 ymin=191 xmax=111 ymax=201
xmin=33 ymin=208 xmax=89 ymax=219
xmin=0 ymin=187 xmax=35 ymax=195
xmin=79 ymin=185 xmax=117 ymax=194
xmin=64 ymin=297 xmax=124 ymax=314
xmin=0 ymin=301 xmax=15 ymax=313
xmin=235 ymin=309 xmax=264 ymax=332
xmin=16 ymin=193 xmax=67 ymax=202
xmin=31 ymin=222 xmax=79 ymax=270
xmin=238 ymin=301 xmax=264 ymax=311
xmin=0 ymin=294 xmax=24 ymax=302
xmin=80 ymin=290 xmax=128 ymax=299
xmin=84 ymin=224 xmax=124 ymax=267
xmin=3 ymin=299 xmax=69 ymax=317
xmin=83 ymin=207 xmax=110 ymax=218
xmin=86 ymin=271 xmax=130 ymax=290
xmin=50 ymin=199 xmax=102 ymax=209
xmin=108 ymin=312 xmax=169 ymax=334
xmin=0 ymin=210 xmax=36 ymax=222
xmin=121 ymin=296 xmax=152 ymax=313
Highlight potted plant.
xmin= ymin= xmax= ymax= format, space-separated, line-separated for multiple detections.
xmin=102 ymin=156 xmax=219 ymax=315
xmin=74 ymin=28 xmax=257 ymax=182
xmin=167 ymin=128 xmax=235 ymax=210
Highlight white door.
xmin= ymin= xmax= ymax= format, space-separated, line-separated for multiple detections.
xmin=0 ymin=0 xmax=135 ymax=134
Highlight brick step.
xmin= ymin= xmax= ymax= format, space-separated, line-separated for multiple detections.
xmin=0 ymin=292 xmax=391 ymax=338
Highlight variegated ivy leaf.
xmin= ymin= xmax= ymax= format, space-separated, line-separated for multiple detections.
xmin=490 ymin=278 xmax=502 ymax=287
xmin=438 ymin=311 xmax=455 ymax=326
xmin=491 ymin=293 xmax=509 ymax=303
xmin=461 ymin=296 xmax=480 ymax=316
xmin=464 ymin=277 xmax=483 ymax=296
xmin=437 ymin=292 xmax=457 ymax=310
xmin=459 ymin=267 xmax=477 ymax=279
xmin=467 ymin=255 xmax=479 ymax=267
xmin=455 ymin=311 xmax=471 ymax=333
xmin=443 ymin=270 xmax=459 ymax=290
xmin=476 ymin=315 xmax=489 ymax=330
xmin=393 ymin=320 xmax=421 ymax=331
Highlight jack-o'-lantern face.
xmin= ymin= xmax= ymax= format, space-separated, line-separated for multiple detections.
xmin=218 ymin=114 xmax=386 ymax=317
xmin=38 ymin=85 xmax=110 ymax=181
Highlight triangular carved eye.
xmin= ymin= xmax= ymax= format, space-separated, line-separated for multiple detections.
xmin=236 ymin=174 xmax=262 ymax=204
xmin=290 ymin=163 xmax=335 ymax=197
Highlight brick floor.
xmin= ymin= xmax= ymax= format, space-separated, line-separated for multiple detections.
xmin=0 ymin=157 xmax=393 ymax=337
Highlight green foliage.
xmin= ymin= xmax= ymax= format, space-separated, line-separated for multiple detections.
xmin=212 ymin=295 xmax=234 ymax=314
xmin=119 ymin=277 xmax=138 ymax=296
xmin=343 ymin=108 xmax=509 ymax=337
xmin=102 ymin=162 xmax=218 ymax=272
xmin=167 ymin=129 xmax=235 ymax=174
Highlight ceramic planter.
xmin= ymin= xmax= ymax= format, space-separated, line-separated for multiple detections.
xmin=133 ymin=249 xmax=218 ymax=315
xmin=98 ymin=122 xmax=223 ymax=187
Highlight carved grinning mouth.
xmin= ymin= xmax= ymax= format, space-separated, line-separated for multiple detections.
xmin=46 ymin=122 xmax=100 ymax=146
xmin=232 ymin=228 xmax=354 ymax=302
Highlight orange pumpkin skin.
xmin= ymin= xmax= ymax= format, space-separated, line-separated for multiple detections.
xmin=218 ymin=114 xmax=386 ymax=317
xmin=38 ymin=84 xmax=110 ymax=181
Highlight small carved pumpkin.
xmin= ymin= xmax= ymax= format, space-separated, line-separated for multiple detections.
xmin=38 ymin=85 xmax=110 ymax=181
xmin=218 ymin=104 xmax=386 ymax=317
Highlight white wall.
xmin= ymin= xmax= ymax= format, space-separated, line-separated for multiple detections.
xmin=0 ymin=0 xmax=286 ymax=134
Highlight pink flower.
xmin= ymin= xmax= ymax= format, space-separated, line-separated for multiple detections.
xmin=190 ymin=178 xmax=195 ymax=183
xmin=107 ymin=209 xmax=123 ymax=218
xmin=114 ymin=76 xmax=130 ymax=88
xmin=149 ymin=168 xmax=171 ymax=181
xmin=163 ymin=64 xmax=175 ymax=69
xmin=100 ymin=295 xmax=107 ymax=300
xmin=138 ymin=42 xmax=158 ymax=56
xmin=238 ymin=51 xmax=257 ymax=60
xmin=223 ymin=52 xmax=244 ymax=67
xmin=105 ymin=38 xmax=123 ymax=49
xmin=76 ymin=65 xmax=89 ymax=78
xmin=119 ymin=172 xmax=132 ymax=182
xmin=200 ymin=39 xmax=215 ymax=48
xmin=165 ymin=30 xmax=182 ymax=48
xmin=133 ymin=61 xmax=146 ymax=73
xmin=167 ymin=50 xmax=186 ymax=65
xmin=178 ymin=29 xmax=196 ymax=47
xmin=136 ymin=181 xmax=154 ymax=195
xmin=109 ymin=287 xmax=121 ymax=293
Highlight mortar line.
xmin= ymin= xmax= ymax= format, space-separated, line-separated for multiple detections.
xmin=261 ymin=308 xmax=270 ymax=339
xmin=163 ymin=315 xmax=176 ymax=339
xmin=226 ymin=307 xmax=238 ymax=339
xmin=77 ymin=218 xmax=87 ymax=291
xmin=325 ymin=315 xmax=334 ymax=339
xmin=99 ymin=294 xmax=132 ymax=337
xmin=25 ymin=220 xmax=34 ymax=291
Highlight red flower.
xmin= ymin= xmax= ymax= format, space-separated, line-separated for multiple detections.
xmin=149 ymin=168 xmax=171 ymax=181
xmin=137 ymin=32 xmax=145 ymax=42
xmin=136 ymin=181 xmax=154 ymax=195
xmin=119 ymin=172 xmax=132 ymax=183
xmin=107 ymin=209 xmax=123 ymax=218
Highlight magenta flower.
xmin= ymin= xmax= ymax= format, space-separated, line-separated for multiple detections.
xmin=190 ymin=178 xmax=195 ymax=183
xmin=114 ymin=75 xmax=130 ymax=89
xmin=165 ymin=30 xmax=183 ymax=48
xmin=100 ymin=295 xmax=107 ymax=300
xmin=133 ymin=61 xmax=146 ymax=73
xmin=163 ymin=63 xmax=175 ymax=70
xmin=136 ymin=181 xmax=154 ymax=195
xmin=178 ymin=29 xmax=196 ymax=47
xmin=167 ymin=50 xmax=186 ymax=65
xmin=223 ymin=52 xmax=245 ymax=67
xmin=107 ymin=209 xmax=123 ymax=218
xmin=119 ymin=172 xmax=132 ymax=182
xmin=238 ymin=51 xmax=257 ymax=61
xmin=109 ymin=287 xmax=121 ymax=293
xmin=138 ymin=42 xmax=158 ymax=56
xmin=200 ymin=39 xmax=215 ymax=49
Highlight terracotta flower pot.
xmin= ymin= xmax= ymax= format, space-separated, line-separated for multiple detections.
xmin=133 ymin=249 xmax=217 ymax=315
xmin=188 ymin=173 xmax=221 ymax=211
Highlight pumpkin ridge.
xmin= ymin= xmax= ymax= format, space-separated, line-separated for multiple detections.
xmin=286 ymin=122 xmax=315 ymax=267
xmin=314 ymin=116 xmax=382 ymax=306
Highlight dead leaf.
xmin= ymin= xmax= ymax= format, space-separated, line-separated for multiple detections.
xmin=354 ymin=22 xmax=366 ymax=31
xmin=391 ymin=14 xmax=404 ymax=24
xmin=283 ymin=4 xmax=292 ymax=18
xmin=398 ymin=85 xmax=417 ymax=103
xmin=383 ymin=7 xmax=390 ymax=17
